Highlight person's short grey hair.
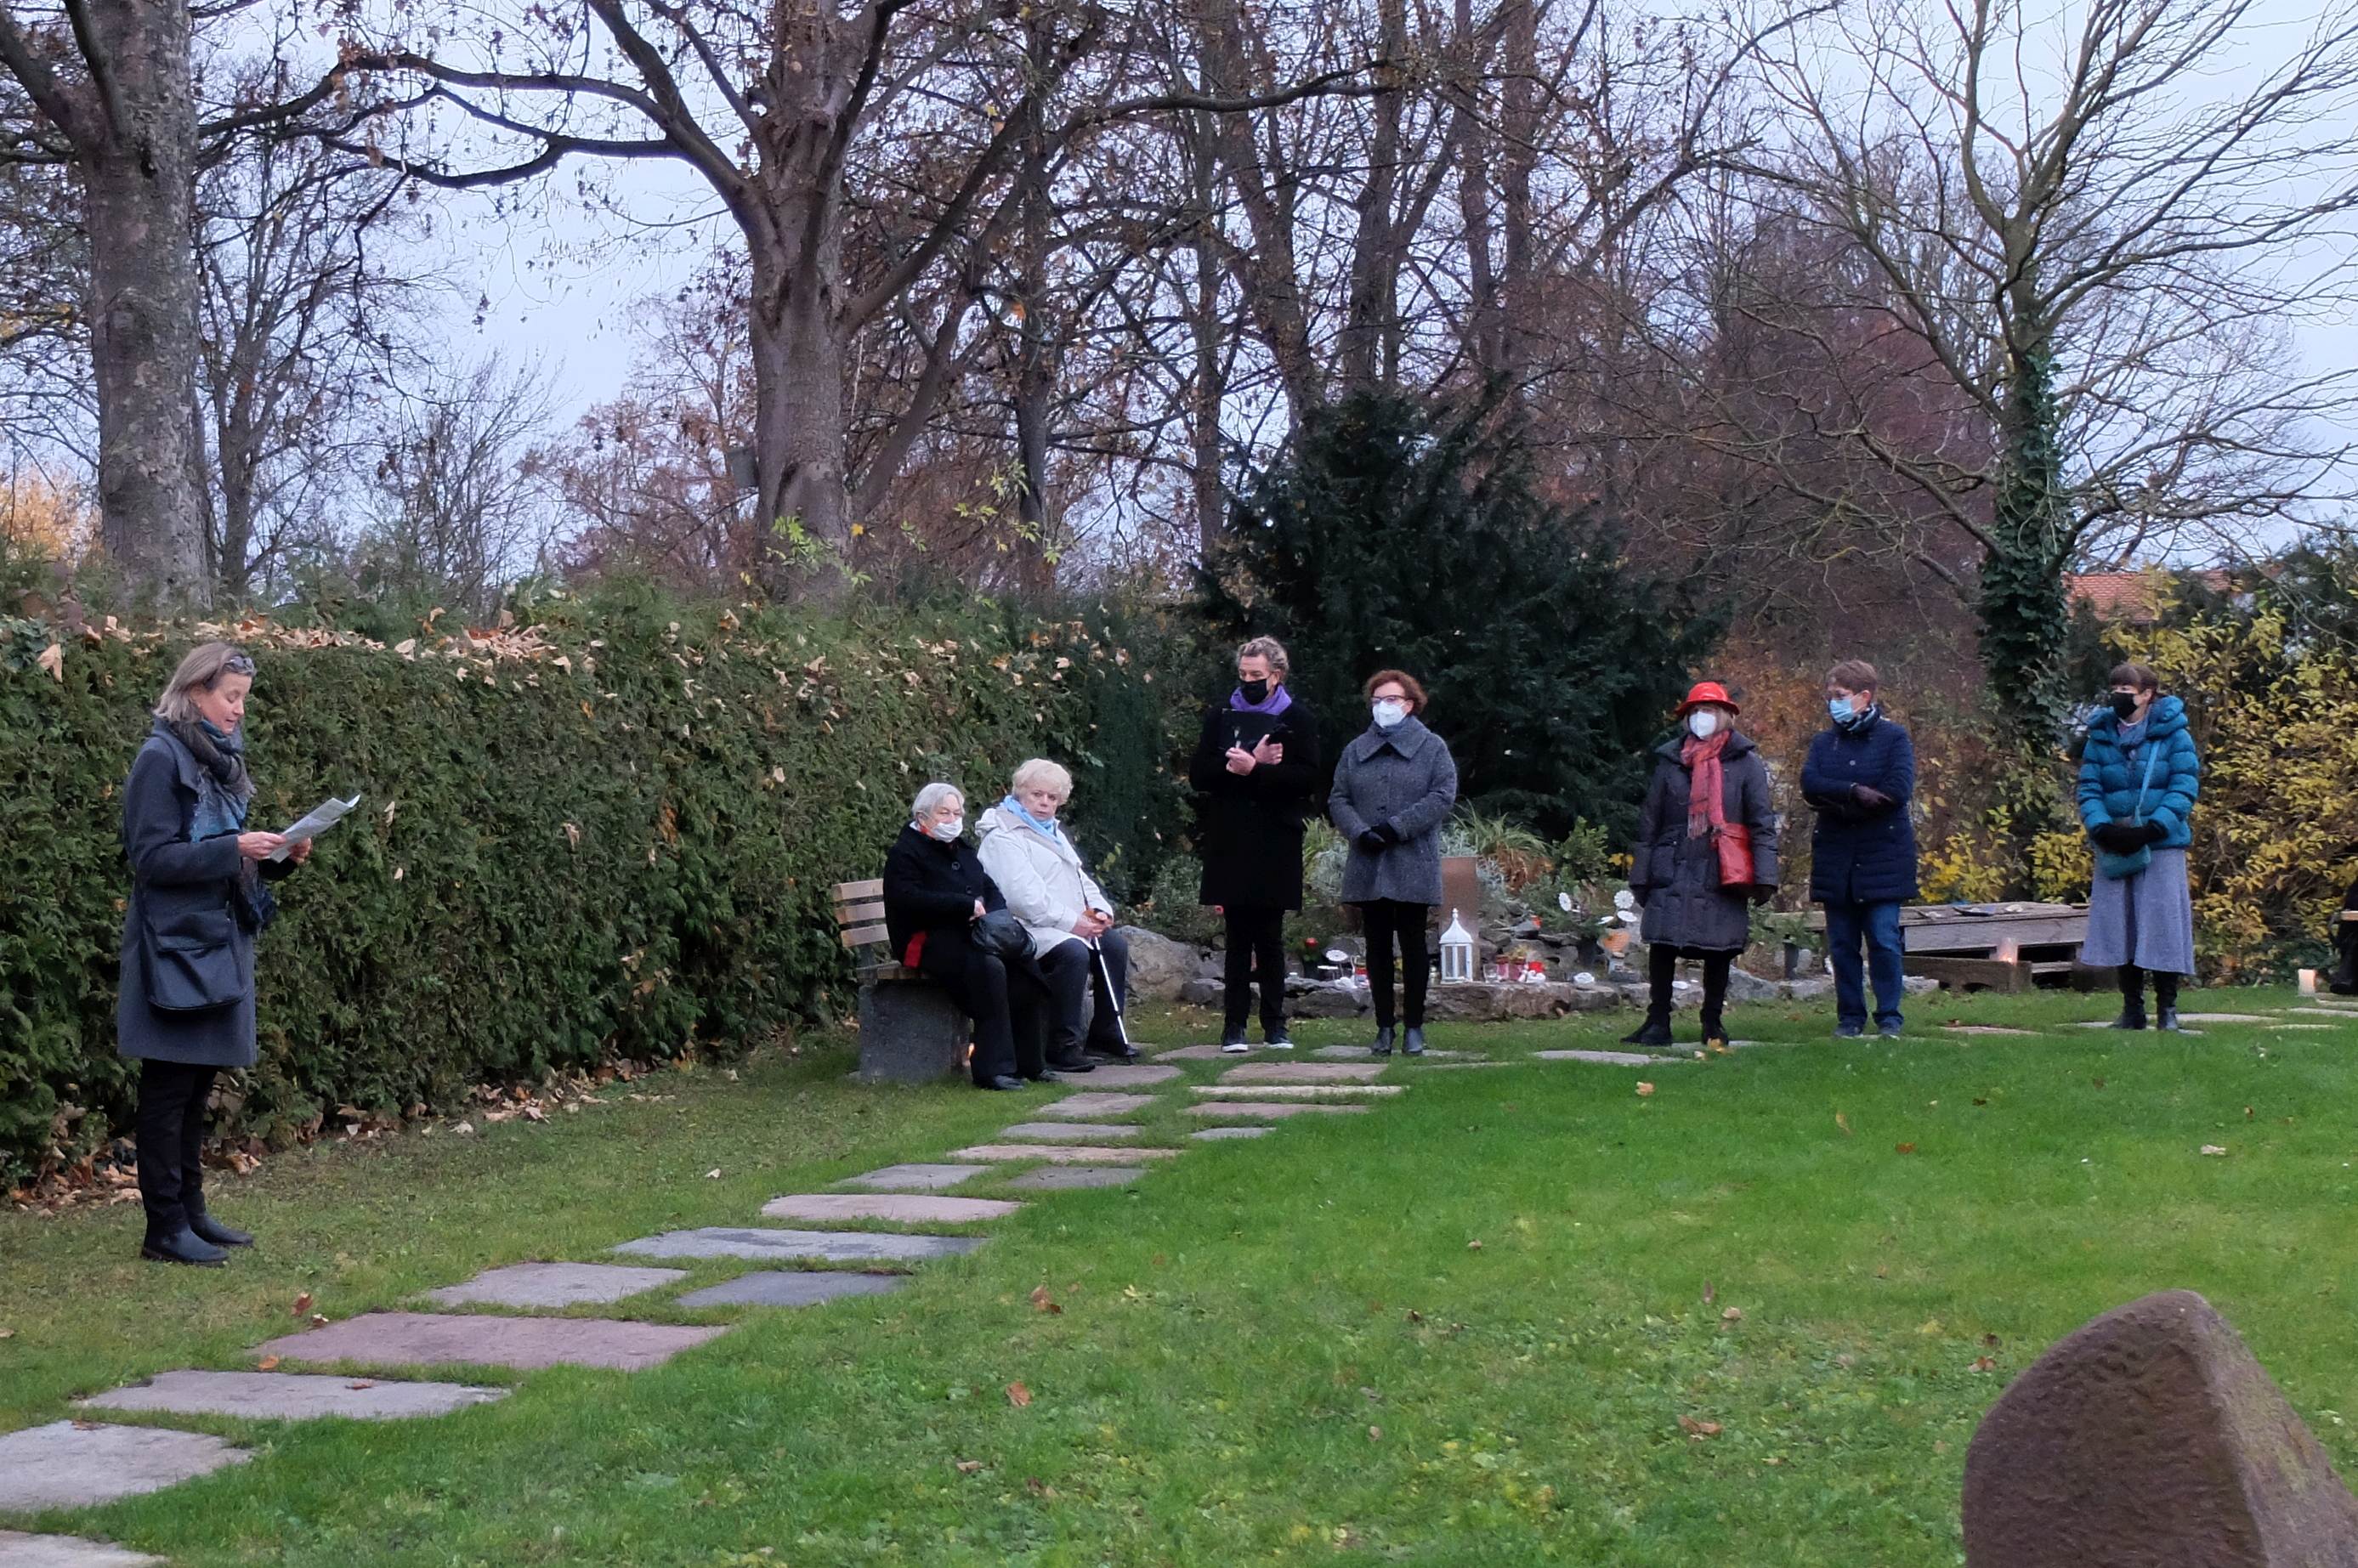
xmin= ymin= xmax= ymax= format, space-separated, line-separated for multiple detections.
xmin=1010 ymin=758 xmax=1074 ymax=800
xmin=1237 ymin=636 xmax=1290 ymax=679
xmin=910 ymin=781 xmax=965 ymax=821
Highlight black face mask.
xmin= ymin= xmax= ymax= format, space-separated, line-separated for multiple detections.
xmin=1239 ymin=679 xmax=1270 ymax=704
xmin=2108 ymin=692 xmax=2141 ymax=720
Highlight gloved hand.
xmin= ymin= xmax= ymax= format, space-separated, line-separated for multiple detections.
xmin=1851 ymin=784 xmax=1895 ymax=811
xmin=1374 ymin=821 xmax=1402 ymax=846
xmin=1748 ymin=884 xmax=1775 ymax=904
xmin=2092 ymin=821 xmax=2145 ymax=853
xmin=1356 ymin=828 xmax=1388 ymax=854
xmin=2140 ymin=821 xmax=2169 ymax=846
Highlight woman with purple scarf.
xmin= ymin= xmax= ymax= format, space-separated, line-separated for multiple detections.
xmin=1189 ymin=637 xmax=1324 ymax=1051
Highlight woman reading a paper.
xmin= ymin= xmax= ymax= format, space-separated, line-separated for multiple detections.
xmin=118 ymin=643 xmax=312 ymax=1265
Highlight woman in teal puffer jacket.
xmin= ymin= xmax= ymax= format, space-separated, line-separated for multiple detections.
xmin=2076 ymin=662 xmax=2200 ymax=1030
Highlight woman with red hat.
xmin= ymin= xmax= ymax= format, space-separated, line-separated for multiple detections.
xmin=1622 ymin=681 xmax=1779 ymax=1051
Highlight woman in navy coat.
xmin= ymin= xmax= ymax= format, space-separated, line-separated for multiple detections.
xmin=1800 ymin=660 xmax=1919 ymax=1037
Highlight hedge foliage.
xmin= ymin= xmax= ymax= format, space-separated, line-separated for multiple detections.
xmin=0 ymin=586 xmax=1187 ymax=1184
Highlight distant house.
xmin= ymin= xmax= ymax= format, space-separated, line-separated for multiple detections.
xmin=2066 ymin=569 xmax=2234 ymax=626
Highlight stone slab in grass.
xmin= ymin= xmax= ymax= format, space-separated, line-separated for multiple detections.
xmin=760 ymin=1193 xmax=1020 ymax=1225
xmin=81 ymin=1369 xmax=507 ymax=1423
xmin=2273 ymin=1023 xmax=2332 ymax=1031
xmin=0 ymin=1422 xmax=250 ymax=1512
xmin=1156 ymin=1044 xmax=1256 ymax=1061
xmin=1006 ymin=1165 xmax=1143 ymax=1191
xmin=1189 ymin=1084 xmax=1403 ymax=1098
xmin=1076 ymin=1064 xmax=1182 ymax=1087
xmin=2175 ymin=1012 xmax=2272 ymax=1024
xmin=253 ymin=1312 xmax=725 ymax=1373
xmin=1038 ymin=1092 xmax=1158 ymax=1118
xmin=423 ymin=1262 xmax=686 ymax=1310
xmin=1416 ymin=1061 xmax=1511 ymax=1070
xmin=948 ymin=1143 xmax=1176 ymax=1164
xmin=1536 ymin=1049 xmax=1678 ymax=1066
xmin=1312 ymin=1044 xmax=1462 ymax=1059
xmin=838 ymin=1163 xmax=992 ymax=1192
xmin=675 ymin=1271 xmax=909 ymax=1309
xmin=1941 ymin=1026 xmax=2041 ymax=1037
xmin=0 ymin=1531 xmax=165 ymax=1567
xmin=2288 ymin=1009 xmax=2358 ymax=1020
xmin=1220 ymin=1061 xmax=1388 ymax=1084
xmin=995 ymin=1121 xmax=1141 ymax=1142
xmin=616 ymin=1227 xmax=988 ymax=1265
xmin=1191 ymin=1126 xmax=1273 ymax=1141
xmin=1183 ymin=1101 xmax=1370 ymax=1119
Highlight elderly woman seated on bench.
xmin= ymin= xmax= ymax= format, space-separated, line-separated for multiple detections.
xmin=976 ymin=759 xmax=1139 ymax=1067
xmin=882 ymin=782 xmax=1052 ymax=1092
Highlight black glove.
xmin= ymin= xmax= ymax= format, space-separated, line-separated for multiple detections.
xmin=1356 ymin=828 xmax=1388 ymax=854
xmin=1374 ymin=821 xmax=1403 ymax=846
xmin=1748 ymin=884 xmax=1775 ymax=904
xmin=2092 ymin=822 xmax=2145 ymax=853
xmin=2140 ymin=821 xmax=2169 ymax=846
xmin=1851 ymin=784 xmax=1895 ymax=812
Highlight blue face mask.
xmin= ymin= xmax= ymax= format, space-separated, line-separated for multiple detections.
xmin=1828 ymin=696 xmax=1854 ymax=722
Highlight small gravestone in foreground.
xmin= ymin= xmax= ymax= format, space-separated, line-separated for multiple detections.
xmin=1963 ymin=1289 xmax=2358 ymax=1566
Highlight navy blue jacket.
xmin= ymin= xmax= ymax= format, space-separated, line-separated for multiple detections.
xmin=2077 ymin=695 xmax=2199 ymax=847
xmin=1800 ymin=713 xmax=1919 ymax=904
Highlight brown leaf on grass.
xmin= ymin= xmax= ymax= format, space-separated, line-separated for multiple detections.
xmin=1635 ymin=1081 xmax=1656 ymax=1097
xmin=2244 ymin=1106 xmax=2254 ymax=1119
xmin=955 ymin=1459 xmax=983 ymax=1475
xmin=1678 ymin=1416 xmax=1723 ymax=1438
xmin=1369 ymin=1425 xmax=1383 ymax=1441
xmin=1405 ymin=1310 xmax=1423 ymax=1323
xmin=1466 ymin=1239 xmax=1482 ymax=1251
xmin=1970 ymin=1356 xmax=1998 ymax=1373
xmin=256 ymin=1355 xmax=281 ymax=1371
xmin=292 ymin=1292 xmax=313 ymax=1316
xmin=1983 ymin=1333 xmax=2000 ymax=1349
xmin=1895 ymin=1142 xmax=1917 ymax=1155
xmin=1972 ymin=1097 xmax=1988 ymax=1107
xmin=1721 ymin=1306 xmax=1743 ymax=1323
xmin=1006 ymin=1381 xmax=1033 ymax=1407
xmin=2200 ymin=1144 xmax=2228 ymax=1157
xmin=310 ymin=1314 xmax=330 ymax=1327
xmin=1029 ymin=1286 xmax=1062 ymax=1316
xmin=1835 ymin=1111 xmax=1852 ymax=1136
xmin=348 ymin=1381 xmax=375 ymax=1390
xmin=1701 ymin=1282 xmax=1715 ymax=1305
xmin=1025 ymin=1476 xmax=1051 ymax=1497
xmin=0 ymin=1327 xmax=14 ymax=1339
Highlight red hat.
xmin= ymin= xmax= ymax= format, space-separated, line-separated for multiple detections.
xmin=1676 ymin=681 xmax=1738 ymax=716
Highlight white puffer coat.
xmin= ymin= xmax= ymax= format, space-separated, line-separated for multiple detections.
xmin=975 ymin=804 xmax=1112 ymax=957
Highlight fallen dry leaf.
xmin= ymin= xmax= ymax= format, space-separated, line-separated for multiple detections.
xmin=1006 ymin=1381 xmax=1033 ymax=1408
xmin=348 ymin=1380 xmax=375 ymax=1390
xmin=1025 ymin=1476 xmax=1051 ymax=1497
xmin=955 ymin=1459 xmax=983 ymax=1475
xmin=1701 ymin=1282 xmax=1715 ymax=1305
xmin=0 ymin=1327 xmax=14 ymax=1339
xmin=1466 ymin=1239 xmax=1483 ymax=1251
xmin=257 ymin=1356 xmax=281 ymax=1371
xmin=1895 ymin=1142 xmax=1917 ymax=1155
xmin=292 ymin=1293 xmax=313 ymax=1316
xmin=1972 ymin=1097 xmax=1988 ymax=1107
xmin=36 ymin=643 xmax=63 ymax=681
xmin=1369 ymin=1425 xmax=1383 ymax=1441
xmin=1029 ymin=1286 xmax=1062 ymax=1316
xmin=2244 ymin=1106 xmax=2254 ymax=1119
xmin=1635 ymin=1081 xmax=1656 ymax=1097
xmin=1721 ymin=1306 xmax=1743 ymax=1323
xmin=1835 ymin=1111 xmax=1852 ymax=1136
xmin=1678 ymin=1416 xmax=1723 ymax=1438
xmin=705 ymin=1169 xmax=723 ymax=1180
xmin=1970 ymin=1356 xmax=1998 ymax=1373
xmin=2200 ymin=1144 xmax=2228 ymax=1157
xmin=310 ymin=1313 xmax=330 ymax=1327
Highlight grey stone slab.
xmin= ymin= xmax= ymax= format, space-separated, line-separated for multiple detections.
xmin=1006 ymin=1164 xmax=1144 ymax=1191
xmin=80 ymin=1369 xmax=507 ymax=1423
xmin=1038 ymin=1092 xmax=1158 ymax=1118
xmin=995 ymin=1120 xmax=1140 ymax=1141
xmin=675 ymin=1271 xmax=910 ymax=1309
xmin=948 ymin=1143 xmax=1176 ymax=1163
xmin=1312 ymin=1044 xmax=1462 ymax=1059
xmin=838 ymin=1163 xmax=992 ymax=1192
xmin=0 ymin=1422 xmax=250 ymax=1512
xmin=423 ymin=1261 xmax=686 ymax=1309
xmin=1191 ymin=1125 xmax=1273 ymax=1141
xmin=252 ymin=1312 xmax=725 ymax=1373
xmin=1941 ymin=1026 xmax=2041 ymax=1037
xmin=1220 ymin=1062 xmax=1388 ymax=1084
xmin=1536 ymin=1049 xmax=1675 ymax=1066
xmin=1074 ymin=1064 xmax=1182 ymax=1088
xmin=2176 ymin=1012 xmax=2272 ymax=1024
xmin=1189 ymin=1084 xmax=1403 ymax=1098
xmin=1417 ymin=1061 xmax=1511 ymax=1069
xmin=760 ymin=1193 xmax=1020 ymax=1224
xmin=616 ymin=1226 xmax=988 ymax=1264
xmin=2273 ymin=1023 xmax=2332 ymax=1031
xmin=0 ymin=1531 xmax=165 ymax=1567
xmin=1183 ymin=1101 xmax=1371 ymax=1119
xmin=2288 ymin=1009 xmax=2358 ymax=1020
xmin=1157 ymin=1044 xmax=1254 ymax=1060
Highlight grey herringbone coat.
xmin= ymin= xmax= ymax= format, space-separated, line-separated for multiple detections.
xmin=1329 ymin=716 xmax=1460 ymax=906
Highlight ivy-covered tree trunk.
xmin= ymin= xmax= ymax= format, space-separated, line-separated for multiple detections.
xmin=1980 ymin=309 xmax=2072 ymax=748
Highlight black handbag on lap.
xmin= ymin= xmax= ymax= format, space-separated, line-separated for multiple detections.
xmin=971 ymin=909 xmax=1033 ymax=960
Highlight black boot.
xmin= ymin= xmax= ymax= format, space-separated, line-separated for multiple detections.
xmin=1403 ymin=1027 xmax=1426 ymax=1056
xmin=188 ymin=1209 xmax=253 ymax=1248
xmin=1369 ymin=1026 xmax=1395 ymax=1056
xmin=2155 ymin=971 xmax=2182 ymax=1033
xmin=2110 ymin=964 xmax=2147 ymax=1030
xmin=142 ymin=1223 xmax=229 ymax=1267
xmin=1621 ymin=1009 xmax=1673 ymax=1047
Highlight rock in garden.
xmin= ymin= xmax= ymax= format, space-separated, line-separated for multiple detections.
xmin=1118 ymin=926 xmax=1217 ymax=1002
xmin=1961 ymin=1289 xmax=2358 ymax=1566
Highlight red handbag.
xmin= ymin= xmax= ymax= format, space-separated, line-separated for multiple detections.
xmin=1714 ymin=823 xmax=1755 ymax=889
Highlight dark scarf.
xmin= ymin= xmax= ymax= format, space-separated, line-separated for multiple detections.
xmin=1229 ymin=682 xmax=1294 ymax=717
xmin=167 ymin=716 xmax=255 ymax=804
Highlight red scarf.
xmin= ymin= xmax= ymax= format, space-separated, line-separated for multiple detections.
xmin=1681 ymin=729 xmax=1731 ymax=839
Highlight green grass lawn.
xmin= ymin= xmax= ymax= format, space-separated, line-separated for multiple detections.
xmin=4 ymin=985 xmax=2355 ymax=1565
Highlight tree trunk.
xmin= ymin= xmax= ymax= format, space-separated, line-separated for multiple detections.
xmin=1009 ymin=10 xmax=1056 ymax=595
xmin=1188 ymin=109 xmax=1226 ymax=563
xmin=1338 ymin=0 xmax=1407 ymax=393
xmin=1496 ymin=0 xmax=1538 ymax=390
xmin=748 ymin=212 xmax=850 ymax=600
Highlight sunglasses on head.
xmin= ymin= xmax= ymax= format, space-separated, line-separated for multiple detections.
xmin=223 ymin=654 xmax=257 ymax=676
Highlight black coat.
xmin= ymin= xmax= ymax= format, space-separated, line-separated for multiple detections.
xmin=1189 ymin=694 xmax=1324 ymax=911
xmin=1800 ymin=715 xmax=1920 ymax=904
xmin=1630 ymin=732 xmax=1781 ymax=954
xmin=883 ymin=824 xmax=1007 ymax=962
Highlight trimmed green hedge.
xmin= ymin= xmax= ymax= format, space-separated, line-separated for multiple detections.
xmin=0 ymin=587 xmax=1184 ymax=1184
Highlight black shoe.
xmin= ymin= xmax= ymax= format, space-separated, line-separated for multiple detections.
xmin=1047 ymin=1056 xmax=1096 ymax=1074
xmin=1032 ymin=1070 xmax=1068 ymax=1084
xmin=1369 ymin=1027 xmax=1394 ymax=1056
xmin=1221 ymin=1031 xmax=1252 ymax=1055
xmin=141 ymin=1225 xmax=229 ymax=1267
xmin=2157 ymin=1009 xmax=2183 ymax=1033
xmin=1834 ymin=1023 xmax=1865 ymax=1039
xmin=1087 ymin=1044 xmax=1140 ymax=1064
xmin=980 ymin=1075 xmax=1029 ymax=1091
xmin=1622 ymin=1013 xmax=1673 ymax=1047
xmin=188 ymin=1210 xmax=253 ymax=1248
xmin=1877 ymin=1022 xmax=1904 ymax=1039
xmin=1403 ymin=1027 xmax=1426 ymax=1056
xmin=1263 ymin=1031 xmax=1295 ymax=1050
xmin=2108 ymin=1009 xmax=2147 ymax=1031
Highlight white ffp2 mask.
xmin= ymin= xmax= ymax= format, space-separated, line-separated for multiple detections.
xmin=1687 ymin=710 xmax=1720 ymax=739
xmin=1372 ymin=700 xmax=1409 ymax=730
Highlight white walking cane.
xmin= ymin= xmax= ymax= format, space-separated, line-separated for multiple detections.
xmin=1088 ymin=937 xmax=1132 ymax=1050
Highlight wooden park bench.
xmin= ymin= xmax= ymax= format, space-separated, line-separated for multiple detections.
xmin=1802 ymin=901 xmax=2092 ymax=993
xmin=834 ymin=878 xmax=970 ymax=1083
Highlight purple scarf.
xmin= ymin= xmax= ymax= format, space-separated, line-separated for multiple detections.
xmin=1229 ymin=683 xmax=1294 ymax=717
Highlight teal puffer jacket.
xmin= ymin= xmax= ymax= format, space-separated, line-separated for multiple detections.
xmin=2076 ymin=696 xmax=2201 ymax=849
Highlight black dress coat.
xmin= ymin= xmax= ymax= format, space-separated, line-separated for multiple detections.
xmin=1188 ymin=694 xmax=1324 ymax=911
xmin=1629 ymin=732 xmax=1782 ymax=954
xmin=883 ymin=824 xmax=1007 ymax=962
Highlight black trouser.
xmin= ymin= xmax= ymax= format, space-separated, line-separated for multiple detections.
xmin=918 ymin=927 xmax=1047 ymax=1084
xmin=1648 ymin=944 xmax=1734 ymax=1035
xmin=1359 ymin=900 xmax=1431 ymax=1030
xmin=136 ymin=1060 xmax=218 ymax=1235
xmin=1038 ymin=931 xmax=1130 ymax=1061
xmin=2118 ymin=964 xmax=2179 ymax=1014
xmin=1223 ymin=905 xmax=1289 ymax=1036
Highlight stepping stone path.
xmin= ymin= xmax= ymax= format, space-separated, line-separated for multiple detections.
xmin=839 ymin=1163 xmax=991 ymax=1192
xmin=615 ymin=1227 xmax=988 ymax=1264
xmin=1074 ymin=1064 xmax=1181 ymax=1087
xmin=253 ymin=1312 xmax=725 ymax=1374
xmin=2176 ymin=1013 xmax=2271 ymax=1024
xmin=1221 ymin=1061 xmax=1389 ymax=1083
xmin=1184 ymin=1101 xmax=1370 ymax=1119
xmin=0 ymin=1422 xmax=250 ymax=1512
xmin=1156 ymin=1044 xmax=1263 ymax=1060
xmin=1006 ymin=1165 xmax=1143 ymax=1191
xmin=1193 ymin=1125 xmax=1274 ymax=1140
xmin=424 ymin=1262 xmax=685 ymax=1309
xmin=0 ymin=1531 xmax=164 ymax=1566
xmin=760 ymin=1193 xmax=1020 ymax=1225
xmin=82 ymin=1369 xmax=507 ymax=1423
xmin=1416 ymin=1061 xmax=1511 ymax=1069
xmin=1537 ymin=1049 xmax=1681 ymax=1066
xmin=2289 ymin=1009 xmax=2356 ymax=1020
xmin=2273 ymin=1023 xmax=2332 ymax=1031
xmin=1190 ymin=1084 xmax=1403 ymax=1098
xmin=1941 ymin=1026 xmax=2040 ymax=1037
xmin=949 ymin=1143 xmax=1176 ymax=1163
xmin=675 ymin=1272 xmax=908 ymax=1310
xmin=1038 ymin=1092 xmax=1157 ymax=1118
xmin=995 ymin=1120 xmax=1141 ymax=1142
xmin=1313 ymin=1044 xmax=1461 ymax=1059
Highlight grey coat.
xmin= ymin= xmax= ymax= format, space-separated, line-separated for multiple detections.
xmin=116 ymin=727 xmax=293 ymax=1068
xmin=1630 ymin=732 xmax=1781 ymax=954
xmin=1329 ymin=716 xmax=1460 ymax=906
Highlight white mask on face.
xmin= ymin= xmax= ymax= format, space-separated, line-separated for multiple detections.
xmin=1687 ymin=710 xmax=1720 ymax=739
xmin=1371 ymin=699 xmax=1409 ymax=730
xmin=927 ymin=817 xmax=964 ymax=842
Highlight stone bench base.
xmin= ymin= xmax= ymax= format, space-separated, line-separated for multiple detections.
xmin=856 ymin=975 xmax=969 ymax=1083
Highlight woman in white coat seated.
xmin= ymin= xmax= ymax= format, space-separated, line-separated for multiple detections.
xmin=976 ymin=758 xmax=1138 ymax=1067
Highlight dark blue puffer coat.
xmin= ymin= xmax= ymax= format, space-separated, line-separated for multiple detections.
xmin=2077 ymin=695 xmax=2200 ymax=847
xmin=1800 ymin=713 xmax=1919 ymax=904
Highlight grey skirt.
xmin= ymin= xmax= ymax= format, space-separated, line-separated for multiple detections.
xmin=2081 ymin=846 xmax=2195 ymax=976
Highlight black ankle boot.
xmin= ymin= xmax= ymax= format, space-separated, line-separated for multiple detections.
xmin=1403 ymin=1027 xmax=1426 ymax=1056
xmin=142 ymin=1223 xmax=229 ymax=1267
xmin=189 ymin=1209 xmax=253 ymax=1248
xmin=2155 ymin=973 xmax=2182 ymax=1032
xmin=1622 ymin=1010 xmax=1673 ymax=1047
xmin=1369 ymin=1027 xmax=1394 ymax=1056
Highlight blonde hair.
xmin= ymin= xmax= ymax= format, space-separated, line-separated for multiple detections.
xmin=153 ymin=642 xmax=255 ymax=724
xmin=1010 ymin=758 xmax=1074 ymax=801
xmin=1238 ymin=636 xmax=1290 ymax=679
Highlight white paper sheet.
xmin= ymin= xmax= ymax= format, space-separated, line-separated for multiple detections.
xmin=269 ymin=794 xmax=361 ymax=860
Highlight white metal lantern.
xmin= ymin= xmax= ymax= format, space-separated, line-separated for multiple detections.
xmin=1439 ymin=909 xmax=1477 ymax=984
